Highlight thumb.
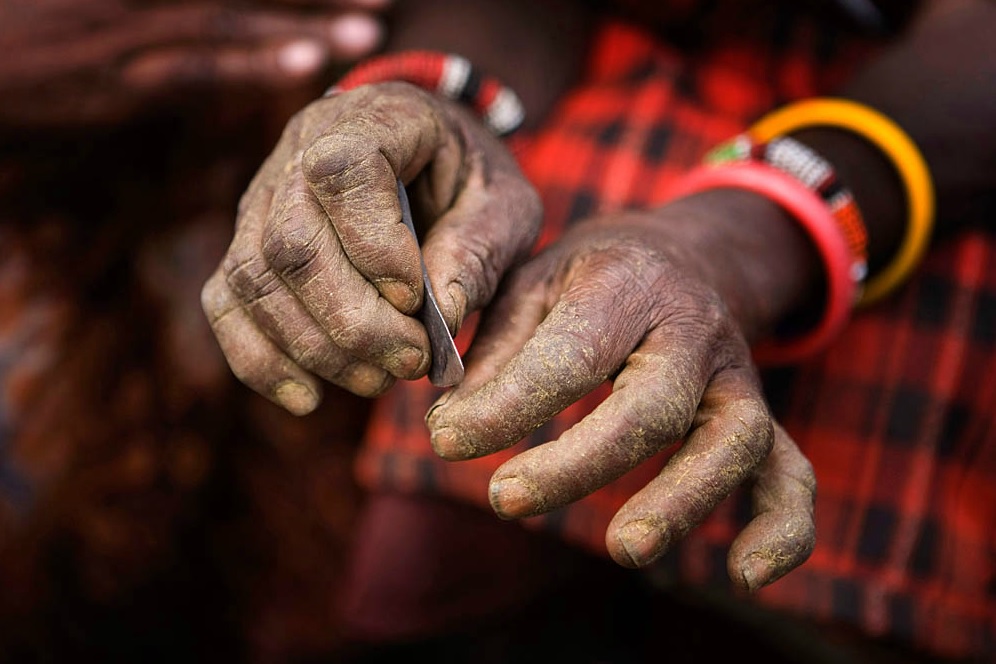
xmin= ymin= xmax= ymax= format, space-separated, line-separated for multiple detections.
xmin=420 ymin=163 xmax=542 ymax=333
xmin=302 ymin=84 xmax=468 ymax=314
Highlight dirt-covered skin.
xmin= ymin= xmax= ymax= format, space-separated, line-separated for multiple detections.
xmin=426 ymin=199 xmax=819 ymax=590
xmin=203 ymin=79 xmax=820 ymax=591
xmin=202 ymin=82 xmax=542 ymax=411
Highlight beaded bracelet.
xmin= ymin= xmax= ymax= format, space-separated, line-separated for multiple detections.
xmin=706 ymin=133 xmax=869 ymax=289
xmin=748 ymin=98 xmax=935 ymax=305
xmin=664 ymin=162 xmax=858 ymax=366
xmin=328 ymin=50 xmax=526 ymax=137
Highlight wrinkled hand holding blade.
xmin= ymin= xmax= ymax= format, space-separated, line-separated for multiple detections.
xmin=396 ymin=178 xmax=465 ymax=387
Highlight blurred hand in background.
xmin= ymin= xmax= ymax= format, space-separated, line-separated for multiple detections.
xmin=0 ymin=0 xmax=391 ymax=127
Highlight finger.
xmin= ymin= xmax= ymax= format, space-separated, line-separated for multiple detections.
xmin=260 ymin=156 xmax=431 ymax=380
xmin=215 ymin=141 xmax=336 ymax=410
xmin=487 ymin=344 xmax=710 ymax=519
xmin=201 ymin=268 xmax=323 ymax=415
xmin=604 ymin=365 xmax=775 ymax=568
xmin=420 ymin=154 xmax=543 ymax=332
xmin=239 ymin=256 xmax=395 ymax=398
xmin=426 ymin=257 xmax=658 ymax=460
xmin=727 ymin=422 xmax=816 ymax=593
xmin=223 ymin=138 xmax=397 ymax=395
xmin=121 ymin=39 xmax=331 ymax=91
xmin=302 ymin=84 xmax=465 ymax=312
xmin=421 ymin=254 xmax=554 ymax=437
xmin=442 ymin=255 xmax=555 ymax=395
xmin=134 ymin=6 xmax=385 ymax=61
xmin=227 ymin=136 xmax=396 ymax=396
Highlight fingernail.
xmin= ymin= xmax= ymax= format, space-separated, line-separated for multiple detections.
xmin=343 ymin=363 xmax=391 ymax=397
xmin=276 ymin=40 xmax=328 ymax=77
xmin=377 ymin=278 xmax=419 ymax=313
xmin=740 ymin=555 xmax=773 ymax=593
xmin=489 ymin=477 xmax=540 ymax=519
xmin=447 ymin=282 xmax=467 ymax=327
xmin=430 ymin=427 xmax=473 ymax=460
xmin=329 ymin=14 xmax=384 ymax=56
xmin=617 ymin=519 xmax=668 ymax=567
xmin=425 ymin=392 xmax=452 ymax=425
xmin=390 ymin=345 xmax=425 ymax=377
xmin=274 ymin=380 xmax=319 ymax=416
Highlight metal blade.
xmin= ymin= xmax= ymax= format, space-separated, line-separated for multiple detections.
xmin=396 ymin=178 xmax=465 ymax=387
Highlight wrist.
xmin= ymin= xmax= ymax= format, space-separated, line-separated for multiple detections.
xmin=790 ymin=127 xmax=905 ymax=275
xmin=663 ymin=161 xmax=860 ymax=365
xmin=746 ymin=98 xmax=935 ymax=307
xmin=650 ymin=189 xmax=822 ymax=343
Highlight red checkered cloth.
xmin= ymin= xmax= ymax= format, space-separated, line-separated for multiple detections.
xmin=354 ymin=13 xmax=995 ymax=662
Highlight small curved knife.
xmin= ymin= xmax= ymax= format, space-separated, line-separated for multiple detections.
xmin=396 ymin=178 xmax=465 ymax=387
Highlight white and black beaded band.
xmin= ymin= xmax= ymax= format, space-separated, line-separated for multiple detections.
xmin=327 ymin=51 xmax=526 ymax=137
xmin=706 ymin=133 xmax=870 ymax=283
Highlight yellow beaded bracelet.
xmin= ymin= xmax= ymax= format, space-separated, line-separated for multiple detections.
xmin=748 ymin=98 xmax=935 ymax=306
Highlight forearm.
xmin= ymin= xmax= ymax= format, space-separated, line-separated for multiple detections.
xmin=383 ymin=0 xmax=596 ymax=129
xmin=795 ymin=0 xmax=996 ymax=272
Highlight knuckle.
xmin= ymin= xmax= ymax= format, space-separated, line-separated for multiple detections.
xmin=222 ymin=251 xmax=280 ymax=303
xmin=727 ymin=398 xmax=775 ymax=462
xmin=490 ymin=170 xmax=542 ymax=231
xmin=325 ymin=303 xmax=380 ymax=351
xmin=658 ymin=278 xmax=727 ymax=332
xmin=524 ymin=322 xmax=605 ymax=385
xmin=636 ymin=382 xmax=699 ymax=439
xmin=302 ymin=130 xmax=376 ymax=186
xmin=562 ymin=325 xmax=614 ymax=378
xmin=261 ymin=215 xmax=324 ymax=277
xmin=450 ymin=233 xmax=501 ymax=303
xmin=224 ymin=258 xmax=280 ymax=304
xmin=284 ymin=332 xmax=353 ymax=382
xmin=284 ymin=327 xmax=330 ymax=364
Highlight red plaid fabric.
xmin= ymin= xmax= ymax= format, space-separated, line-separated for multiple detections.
xmin=355 ymin=10 xmax=995 ymax=662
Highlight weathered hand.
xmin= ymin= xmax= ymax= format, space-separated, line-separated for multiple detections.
xmin=0 ymin=0 xmax=391 ymax=127
xmin=426 ymin=193 xmax=817 ymax=591
xmin=202 ymin=82 xmax=541 ymax=413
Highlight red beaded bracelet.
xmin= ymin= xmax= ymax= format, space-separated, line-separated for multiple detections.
xmin=329 ymin=50 xmax=526 ymax=137
xmin=664 ymin=162 xmax=857 ymax=366
xmin=706 ymin=133 xmax=869 ymax=287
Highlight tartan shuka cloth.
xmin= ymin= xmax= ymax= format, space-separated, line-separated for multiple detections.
xmin=354 ymin=17 xmax=996 ymax=662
